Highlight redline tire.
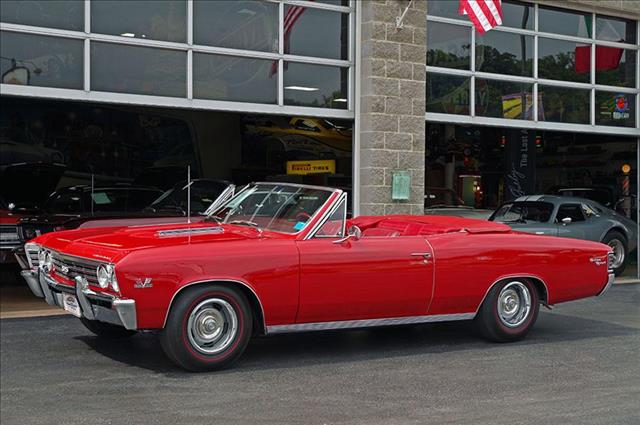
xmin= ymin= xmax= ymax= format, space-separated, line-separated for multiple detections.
xmin=159 ymin=285 xmax=252 ymax=372
xmin=476 ymin=279 xmax=540 ymax=342
xmin=79 ymin=317 xmax=137 ymax=339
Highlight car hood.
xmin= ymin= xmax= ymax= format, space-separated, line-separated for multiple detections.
xmin=31 ymin=222 xmax=269 ymax=264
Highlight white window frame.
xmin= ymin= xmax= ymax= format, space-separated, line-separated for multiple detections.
xmin=425 ymin=1 xmax=640 ymax=137
xmin=0 ymin=0 xmax=356 ymax=120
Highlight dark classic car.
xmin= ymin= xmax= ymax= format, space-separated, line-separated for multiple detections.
xmin=489 ymin=195 xmax=637 ymax=276
xmin=14 ymin=180 xmax=234 ymax=271
xmin=25 ymin=182 xmax=614 ymax=371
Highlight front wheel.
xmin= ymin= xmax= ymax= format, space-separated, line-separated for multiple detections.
xmin=80 ymin=317 xmax=137 ymax=339
xmin=476 ymin=279 xmax=540 ymax=342
xmin=159 ymin=285 xmax=252 ymax=372
xmin=602 ymin=231 xmax=627 ymax=276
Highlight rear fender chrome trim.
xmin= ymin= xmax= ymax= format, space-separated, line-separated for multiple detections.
xmin=266 ymin=313 xmax=475 ymax=334
xmin=475 ymin=274 xmax=550 ymax=314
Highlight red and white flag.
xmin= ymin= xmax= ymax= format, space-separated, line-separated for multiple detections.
xmin=458 ymin=0 xmax=503 ymax=35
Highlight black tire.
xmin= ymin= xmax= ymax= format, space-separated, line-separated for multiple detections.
xmin=80 ymin=317 xmax=137 ymax=339
xmin=476 ymin=279 xmax=540 ymax=342
xmin=159 ymin=285 xmax=252 ymax=372
xmin=601 ymin=231 xmax=628 ymax=276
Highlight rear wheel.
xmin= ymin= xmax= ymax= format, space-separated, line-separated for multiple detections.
xmin=79 ymin=317 xmax=137 ymax=338
xmin=159 ymin=285 xmax=252 ymax=372
xmin=602 ymin=231 xmax=627 ymax=276
xmin=476 ymin=279 xmax=540 ymax=342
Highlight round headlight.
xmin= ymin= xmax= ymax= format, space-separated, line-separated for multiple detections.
xmin=37 ymin=249 xmax=47 ymax=265
xmin=96 ymin=265 xmax=110 ymax=289
xmin=110 ymin=274 xmax=119 ymax=293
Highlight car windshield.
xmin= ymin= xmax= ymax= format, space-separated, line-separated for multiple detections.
xmin=558 ymin=189 xmax=611 ymax=206
xmin=45 ymin=188 xmax=162 ymax=214
xmin=491 ymin=202 xmax=554 ymax=223
xmin=208 ymin=183 xmax=334 ymax=234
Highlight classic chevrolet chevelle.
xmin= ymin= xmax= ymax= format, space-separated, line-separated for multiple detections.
xmin=23 ymin=183 xmax=614 ymax=371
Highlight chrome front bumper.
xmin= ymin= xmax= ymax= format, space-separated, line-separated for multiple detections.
xmin=597 ymin=272 xmax=615 ymax=297
xmin=25 ymin=269 xmax=137 ymax=330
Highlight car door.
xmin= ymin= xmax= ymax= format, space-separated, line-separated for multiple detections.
xmin=295 ymin=200 xmax=435 ymax=323
xmin=555 ymin=203 xmax=590 ymax=240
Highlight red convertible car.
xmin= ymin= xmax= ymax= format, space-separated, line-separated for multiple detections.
xmin=24 ymin=183 xmax=614 ymax=371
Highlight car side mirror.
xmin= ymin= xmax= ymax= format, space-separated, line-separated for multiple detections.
xmin=332 ymin=225 xmax=362 ymax=244
xmin=561 ymin=217 xmax=572 ymax=225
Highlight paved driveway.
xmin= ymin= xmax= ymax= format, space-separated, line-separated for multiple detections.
xmin=1 ymin=285 xmax=638 ymax=425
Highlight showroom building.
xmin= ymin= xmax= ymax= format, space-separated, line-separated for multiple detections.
xmin=0 ymin=0 xmax=638 ymax=275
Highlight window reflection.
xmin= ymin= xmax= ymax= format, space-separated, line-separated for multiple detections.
xmin=193 ymin=1 xmax=278 ymax=52
xmin=0 ymin=32 xmax=83 ymax=89
xmin=500 ymin=1 xmax=533 ymax=29
xmin=538 ymin=38 xmax=590 ymax=83
xmin=283 ymin=63 xmax=348 ymax=109
xmin=427 ymin=22 xmax=470 ymax=70
xmin=538 ymin=86 xmax=590 ymax=124
xmin=475 ymin=79 xmax=533 ymax=120
xmin=476 ymin=31 xmax=532 ymax=77
xmin=92 ymin=1 xmax=186 ymax=43
xmin=596 ymin=92 xmax=635 ymax=127
xmin=426 ymin=73 xmax=470 ymax=115
xmin=91 ymin=43 xmax=186 ymax=98
xmin=596 ymin=48 xmax=636 ymax=88
xmin=193 ymin=54 xmax=277 ymax=104
xmin=0 ymin=0 xmax=83 ymax=31
xmin=539 ymin=6 xmax=591 ymax=38
xmin=284 ymin=5 xmax=348 ymax=60
xmin=596 ymin=15 xmax=637 ymax=44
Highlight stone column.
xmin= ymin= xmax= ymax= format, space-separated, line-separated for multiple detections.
xmin=359 ymin=0 xmax=427 ymax=215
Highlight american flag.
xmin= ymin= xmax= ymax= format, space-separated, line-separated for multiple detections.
xmin=270 ymin=2 xmax=309 ymax=77
xmin=458 ymin=0 xmax=503 ymax=35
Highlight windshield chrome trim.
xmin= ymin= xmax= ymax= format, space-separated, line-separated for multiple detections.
xmin=303 ymin=192 xmax=348 ymax=240
xmin=202 ymin=184 xmax=235 ymax=216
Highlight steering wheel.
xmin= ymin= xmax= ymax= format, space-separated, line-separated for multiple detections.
xmin=295 ymin=211 xmax=311 ymax=223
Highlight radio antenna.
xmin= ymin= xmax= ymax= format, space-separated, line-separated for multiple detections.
xmin=91 ymin=173 xmax=94 ymax=216
xmin=187 ymin=165 xmax=191 ymax=224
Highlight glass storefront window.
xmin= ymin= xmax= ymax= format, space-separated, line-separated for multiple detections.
xmin=0 ymin=32 xmax=83 ymax=89
xmin=476 ymin=31 xmax=532 ymax=77
xmin=427 ymin=22 xmax=470 ymax=70
xmin=501 ymin=1 xmax=534 ymax=30
xmin=426 ymin=73 xmax=470 ymax=115
xmin=596 ymin=48 xmax=636 ymax=88
xmin=538 ymin=38 xmax=590 ymax=83
xmin=596 ymin=91 xmax=636 ymax=127
xmin=193 ymin=1 xmax=278 ymax=52
xmin=0 ymin=0 xmax=83 ymax=31
xmin=597 ymin=15 xmax=637 ymax=44
xmin=538 ymin=86 xmax=590 ymax=124
xmin=475 ymin=79 xmax=533 ymax=120
xmin=284 ymin=6 xmax=348 ymax=60
xmin=91 ymin=43 xmax=186 ymax=97
xmin=539 ymin=6 xmax=591 ymax=39
xmin=92 ymin=1 xmax=186 ymax=43
xmin=283 ymin=63 xmax=348 ymax=109
xmin=427 ymin=1 xmax=464 ymax=20
xmin=193 ymin=54 xmax=277 ymax=104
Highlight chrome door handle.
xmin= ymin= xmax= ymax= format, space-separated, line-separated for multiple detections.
xmin=411 ymin=252 xmax=432 ymax=263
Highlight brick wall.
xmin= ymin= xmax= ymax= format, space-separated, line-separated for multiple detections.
xmin=359 ymin=0 xmax=427 ymax=216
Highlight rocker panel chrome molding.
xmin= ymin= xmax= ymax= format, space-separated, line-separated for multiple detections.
xmin=266 ymin=313 xmax=476 ymax=334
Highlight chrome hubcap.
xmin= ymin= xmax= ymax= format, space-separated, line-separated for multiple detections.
xmin=187 ymin=298 xmax=238 ymax=355
xmin=607 ymin=239 xmax=625 ymax=269
xmin=497 ymin=282 xmax=531 ymax=328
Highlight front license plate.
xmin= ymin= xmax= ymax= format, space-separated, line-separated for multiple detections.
xmin=62 ymin=294 xmax=82 ymax=318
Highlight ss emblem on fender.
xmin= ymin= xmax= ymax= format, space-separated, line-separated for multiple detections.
xmin=134 ymin=278 xmax=153 ymax=289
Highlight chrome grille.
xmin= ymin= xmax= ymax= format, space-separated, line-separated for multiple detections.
xmin=0 ymin=225 xmax=19 ymax=246
xmin=51 ymin=252 xmax=101 ymax=285
xmin=25 ymin=244 xmax=40 ymax=268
